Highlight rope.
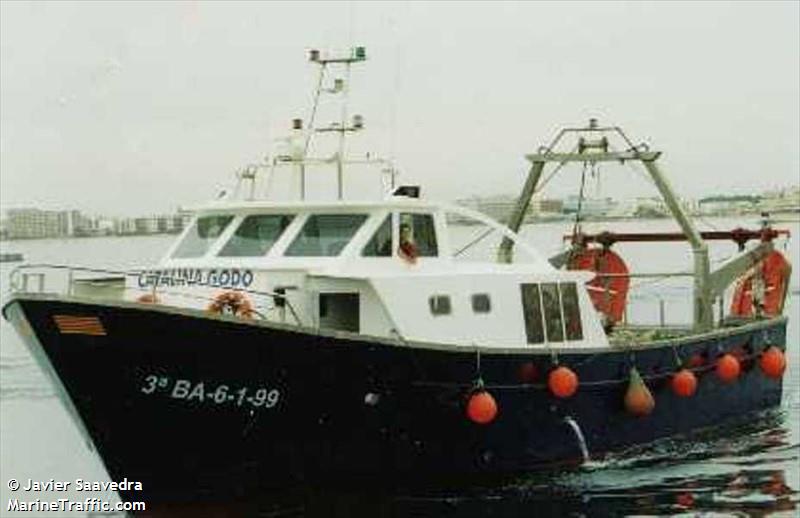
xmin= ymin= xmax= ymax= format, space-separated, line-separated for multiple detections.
xmin=409 ymin=352 xmax=754 ymax=391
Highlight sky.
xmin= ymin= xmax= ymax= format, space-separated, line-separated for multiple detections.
xmin=1 ymin=1 xmax=798 ymax=216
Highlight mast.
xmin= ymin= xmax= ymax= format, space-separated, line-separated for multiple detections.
xmin=499 ymin=120 xmax=715 ymax=331
xmin=259 ymin=47 xmax=396 ymax=201
xmin=306 ymin=46 xmax=367 ymax=200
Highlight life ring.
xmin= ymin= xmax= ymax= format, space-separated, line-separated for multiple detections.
xmin=568 ymin=246 xmax=630 ymax=324
xmin=730 ymin=250 xmax=791 ymax=317
xmin=207 ymin=290 xmax=254 ymax=318
xmin=136 ymin=293 xmax=160 ymax=304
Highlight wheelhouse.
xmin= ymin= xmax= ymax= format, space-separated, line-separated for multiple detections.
xmin=131 ymin=196 xmax=607 ymax=351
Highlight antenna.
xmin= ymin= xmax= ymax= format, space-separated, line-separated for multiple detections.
xmin=260 ymin=47 xmax=394 ymax=201
xmin=307 ymin=46 xmax=368 ymax=199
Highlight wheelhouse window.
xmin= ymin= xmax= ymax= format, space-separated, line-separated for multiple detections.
xmin=520 ymin=284 xmax=545 ymax=344
xmin=399 ymin=213 xmax=438 ymax=257
xmin=362 ymin=215 xmax=392 ymax=257
xmin=285 ymin=214 xmax=368 ymax=257
xmin=218 ymin=214 xmax=294 ymax=257
xmin=560 ymin=282 xmax=584 ymax=341
xmin=429 ymin=295 xmax=452 ymax=316
xmin=172 ymin=215 xmax=234 ymax=258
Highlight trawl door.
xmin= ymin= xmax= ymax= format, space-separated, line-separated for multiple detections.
xmin=319 ymin=293 xmax=360 ymax=333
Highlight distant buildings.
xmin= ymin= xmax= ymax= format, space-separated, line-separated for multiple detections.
xmin=454 ymin=185 xmax=798 ymax=225
xmin=456 ymin=195 xmax=565 ymax=224
xmin=698 ymin=187 xmax=800 ymax=216
xmin=0 ymin=208 xmax=193 ymax=240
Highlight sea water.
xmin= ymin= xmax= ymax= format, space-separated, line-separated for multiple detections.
xmin=1 ymin=218 xmax=798 ymax=516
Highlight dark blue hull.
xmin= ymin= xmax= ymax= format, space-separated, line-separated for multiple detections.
xmin=2 ymin=295 xmax=787 ymax=503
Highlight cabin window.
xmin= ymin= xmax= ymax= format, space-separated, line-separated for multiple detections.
xmin=541 ymin=283 xmax=564 ymax=343
xmin=560 ymin=282 xmax=584 ymax=341
xmin=172 ymin=215 xmax=234 ymax=258
xmin=429 ymin=295 xmax=452 ymax=316
xmin=362 ymin=215 xmax=393 ymax=257
xmin=520 ymin=284 xmax=545 ymax=344
xmin=218 ymin=214 xmax=294 ymax=257
xmin=472 ymin=293 xmax=491 ymax=313
xmin=285 ymin=214 xmax=368 ymax=257
xmin=400 ymin=213 xmax=438 ymax=257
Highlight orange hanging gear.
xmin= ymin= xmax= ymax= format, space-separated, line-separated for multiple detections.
xmin=730 ymin=250 xmax=791 ymax=317
xmin=624 ymin=367 xmax=655 ymax=416
xmin=568 ymin=246 xmax=630 ymax=324
xmin=207 ymin=291 xmax=254 ymax=319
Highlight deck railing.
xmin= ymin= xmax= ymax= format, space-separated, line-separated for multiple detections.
xmin=6 ymin=263 xmax=304 ymax=326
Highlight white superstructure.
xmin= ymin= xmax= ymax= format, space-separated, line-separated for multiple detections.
xmin=131 ymin=196 xmax=606 ymax=350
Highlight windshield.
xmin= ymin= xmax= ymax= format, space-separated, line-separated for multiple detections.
xmin=285 ymin=214 xmax=368 ymax=256
xmin=172 ymin=215 xmax=234 ymax=258
xmin=218 ymin=214 xmax=294 ymax=257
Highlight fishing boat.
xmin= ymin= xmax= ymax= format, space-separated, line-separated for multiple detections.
xmin=2 ymin=48 xmax=792 ymax=503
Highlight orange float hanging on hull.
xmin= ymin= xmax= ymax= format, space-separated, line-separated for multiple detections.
xmin=730 ymin=250 xmax=792 ymax=318
xmin=568 ymin=247 xmax=630 ymax=324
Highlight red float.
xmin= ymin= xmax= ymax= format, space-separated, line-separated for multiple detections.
xmin=730 ymin=250 xmax=791 ymax=317
xmin=548 ymin=366 xmax=579 ymax=398
xmin=716 ymin=354 xmax=741 ymax=383
xmin=759 ymin=346 xmax=786 ymax=379
xmin=671 ymin=369 xmax=698 ymax=397
xmin=625 ymin=367 xmax=655 ymax=416
xmin=466 ymin=390 xmax=498 ymax=425
xmin=567 ymin=247 xmax=630 ymax=324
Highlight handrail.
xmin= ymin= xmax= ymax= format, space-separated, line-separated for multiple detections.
xmin=7 ymin=263 xmax=304 ymax=326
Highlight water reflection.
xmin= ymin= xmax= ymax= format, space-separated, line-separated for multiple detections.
xmin=132 ymin=411 xmax=797 ymax=517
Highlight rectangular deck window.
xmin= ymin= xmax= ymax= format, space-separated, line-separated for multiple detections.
xmin=560 ymin=282 xmax=584 ymax=341
xmin=172 ymin=215 xmax=234 ymax=258
xmin=520 ymin=284 xmax=545 ymax=344
xmin=219 ymin=214 xmax=294 ymax=257
xmin=471 ymin=293 xmax=491 ymax=313
xmin=285 ymin=214 xmax=368 ymax=257
xmin=540 ymin=283 xmax=564 ymax=342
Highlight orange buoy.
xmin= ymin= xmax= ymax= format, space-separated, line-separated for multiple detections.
xmin=671 ymin=369 xmax=698 ymax=397
xmin=716 ymin=354 xmax=741 ymax=383
xmin=137 ymin=293 xmax=159 ymax=304
xmin=759 ymin=346 xmax=786 ymax=379
xmin=548 ymin=366 xmax=579 ymax=398
xmin=466 ymin=390 xmax=498 ymax=425
xmin=624 ymin=367 xmax=655 ymax=416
